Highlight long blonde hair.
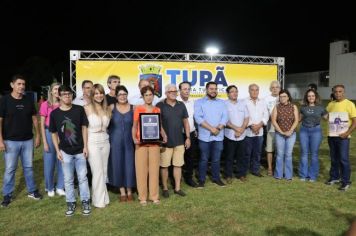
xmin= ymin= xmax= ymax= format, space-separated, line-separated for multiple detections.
xmin=89 ymin=84 xmax=111 ymax=118
xmin=47 ymin=82 xmax=61 ymax=106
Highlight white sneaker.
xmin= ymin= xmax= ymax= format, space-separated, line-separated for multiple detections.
xmin=47 ymin=191 xmax=55 ymax=197
xmin=56 ymin=189 xmax=66 ymax=196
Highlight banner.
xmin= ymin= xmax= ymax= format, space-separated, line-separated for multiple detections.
xmin=76 ymin=61 xmax=278 ymax=100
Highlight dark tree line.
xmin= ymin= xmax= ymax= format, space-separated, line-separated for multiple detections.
xmin=1 ymin=56 xmax=69 ymax=98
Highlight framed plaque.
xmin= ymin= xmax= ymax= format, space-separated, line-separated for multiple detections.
xmin=328 ymin=112 xmax=349 ymax=137
xmin=139 ymin=113 xmax=161 ymax=143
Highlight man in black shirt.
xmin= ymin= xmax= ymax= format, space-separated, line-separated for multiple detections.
xmin=0 ymin=75 xmax=43 ymax=207
xmin=156 ymin=84 xmax=190 ymax=198
xmin=106 ymin=75 xmax=120 ymax=105
xmin=50 ymin=85 xmax=91 ymax=216
xmin=72 ymin=80 xmax=93 ymax=187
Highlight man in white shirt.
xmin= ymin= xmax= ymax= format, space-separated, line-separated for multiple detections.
xmin=73 ymin=80 xmax=93 ymax=106
xmin=178 ymin=81 xmax=198 ymax=187
xmin=264 ymin=81 xmax=280 ymax=176
xmin=245 ymin=84 xmax=269 ymax=177
xmin=224 ymin=85 xmax=249 ymax=183
xmin=128 ymin=79 xmax=160 ymax=105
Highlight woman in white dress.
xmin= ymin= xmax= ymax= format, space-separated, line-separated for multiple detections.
xmin=84 ymin=84 xmax=111 ymax=208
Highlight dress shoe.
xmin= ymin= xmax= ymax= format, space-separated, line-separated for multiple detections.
xmin=197 ymin=181 xmax=205 ymax=189
xmin=185 ymin=179 xmax=198 ymax=188
xmin=251 ymin=172 xmax=263 ymax=177
xmin=174 ymin=189 xmax=186 ymax=197
xmin=162 ymin=190 xmax=169 ymax=198
xmin=212 ymin=179 xmax=226 ymax=187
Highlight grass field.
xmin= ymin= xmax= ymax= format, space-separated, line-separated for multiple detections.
xmin=0 ymin=121 xmax=355 ymax=236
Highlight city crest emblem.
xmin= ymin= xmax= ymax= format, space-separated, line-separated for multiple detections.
xmin=139 ymin=64 xmax=163 ymax=98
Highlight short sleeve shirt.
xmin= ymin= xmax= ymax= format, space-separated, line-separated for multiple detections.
xmin=224 ymin=99 xmax=249 ymax=141
xmin=300 ymin=105 xmax=327 ymax=128
xmin=49 ymin=105 xmax=89 ymax=155
xmin=326 ymin=99 xmax=356 ymax=137
xmin=156 ymin=100 xmax=189 ymax=147
xmin=327 ymin=99 xmax=356 ymax=126
xmin=39 ymin=101 xmax=59 ymax=127
xmin=0 ymin=94 xmax=36 ymax=141
xmin=106 ymin=94 xmax=118 ymax=106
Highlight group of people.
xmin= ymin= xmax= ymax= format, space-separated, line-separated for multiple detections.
xmin=0 ymin=74 xmax=355 ymax=217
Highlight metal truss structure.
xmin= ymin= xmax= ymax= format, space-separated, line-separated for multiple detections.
xmin=70 ymin=50 xmax=285 ymax=92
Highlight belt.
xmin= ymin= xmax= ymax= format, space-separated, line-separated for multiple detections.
xmin=302 ymin=124 xmax=320 ymax=128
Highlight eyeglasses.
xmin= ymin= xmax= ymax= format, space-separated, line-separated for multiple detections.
xmin=167 ymin=90 xmax=178 ymax=94
xmin=61 ymin=92 xmax=73 ymax=97
xmin=117 ymin=93 xmax=128 ymax=96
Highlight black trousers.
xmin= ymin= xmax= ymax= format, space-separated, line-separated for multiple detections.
xmin=224 ymin=138 xmax=246 ymax=178
xmin=183 ymin=131 xmax=199 ymax=181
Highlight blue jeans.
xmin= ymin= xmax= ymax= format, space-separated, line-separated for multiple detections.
xmin=198 ymin=140 xmax=223 ymax=182
xmin=299 ymin=125 xmax=322 ymax=180
xmin=274 ymin=132 xmax=296 ymax=179
xmin=44 ymin=129 xmax=64 ymax=191
xmin=2 ymin=139 xmax=37 ymax=196
xmin=328 ymin=137 xmax=351 ymax=184
xmin=245 ymin=136 xmax=263 ymax=174
xmin=61 ymin=151 xmax=90 ymax=203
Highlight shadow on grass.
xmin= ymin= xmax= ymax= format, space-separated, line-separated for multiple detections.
xmin=330 ymin=208 xmax=356 ymax=236
xmin=266 ymin=226 xmax=322 ymax=236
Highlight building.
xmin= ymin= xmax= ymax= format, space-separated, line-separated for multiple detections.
xmin=285 ymin=40 xmax=356 ymax=100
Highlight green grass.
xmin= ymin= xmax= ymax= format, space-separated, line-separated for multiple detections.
xmin=1 ymin=122 xmax=356 ymax=236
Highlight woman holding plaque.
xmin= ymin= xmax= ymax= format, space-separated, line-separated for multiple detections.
xmin=299 ymin=89 xmax=327 ymax=182
xmin=108 ymin=85 xmax=136 ymax=202
xmin=84 ymin=84 xmax=111 ymax=208
xmin=132 ymin=85 xmax=167 ymax=206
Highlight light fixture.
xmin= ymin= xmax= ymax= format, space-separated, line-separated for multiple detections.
xmin=206 ymin=46 xmax=219 ymax=55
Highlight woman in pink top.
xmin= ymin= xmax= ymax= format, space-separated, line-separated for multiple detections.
xmin=39 ymin=82 xmax=65 ymax=197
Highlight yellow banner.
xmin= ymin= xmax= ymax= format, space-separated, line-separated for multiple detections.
xmin=76 ymin=61 xmax=278 ymax=99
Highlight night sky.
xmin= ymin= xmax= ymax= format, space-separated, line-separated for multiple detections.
xmin=1 ymin=0 xmax=355 ymax=91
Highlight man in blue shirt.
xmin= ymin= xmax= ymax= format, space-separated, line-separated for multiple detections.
xmin=194 ymin=82 xmax=228 ymax=188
